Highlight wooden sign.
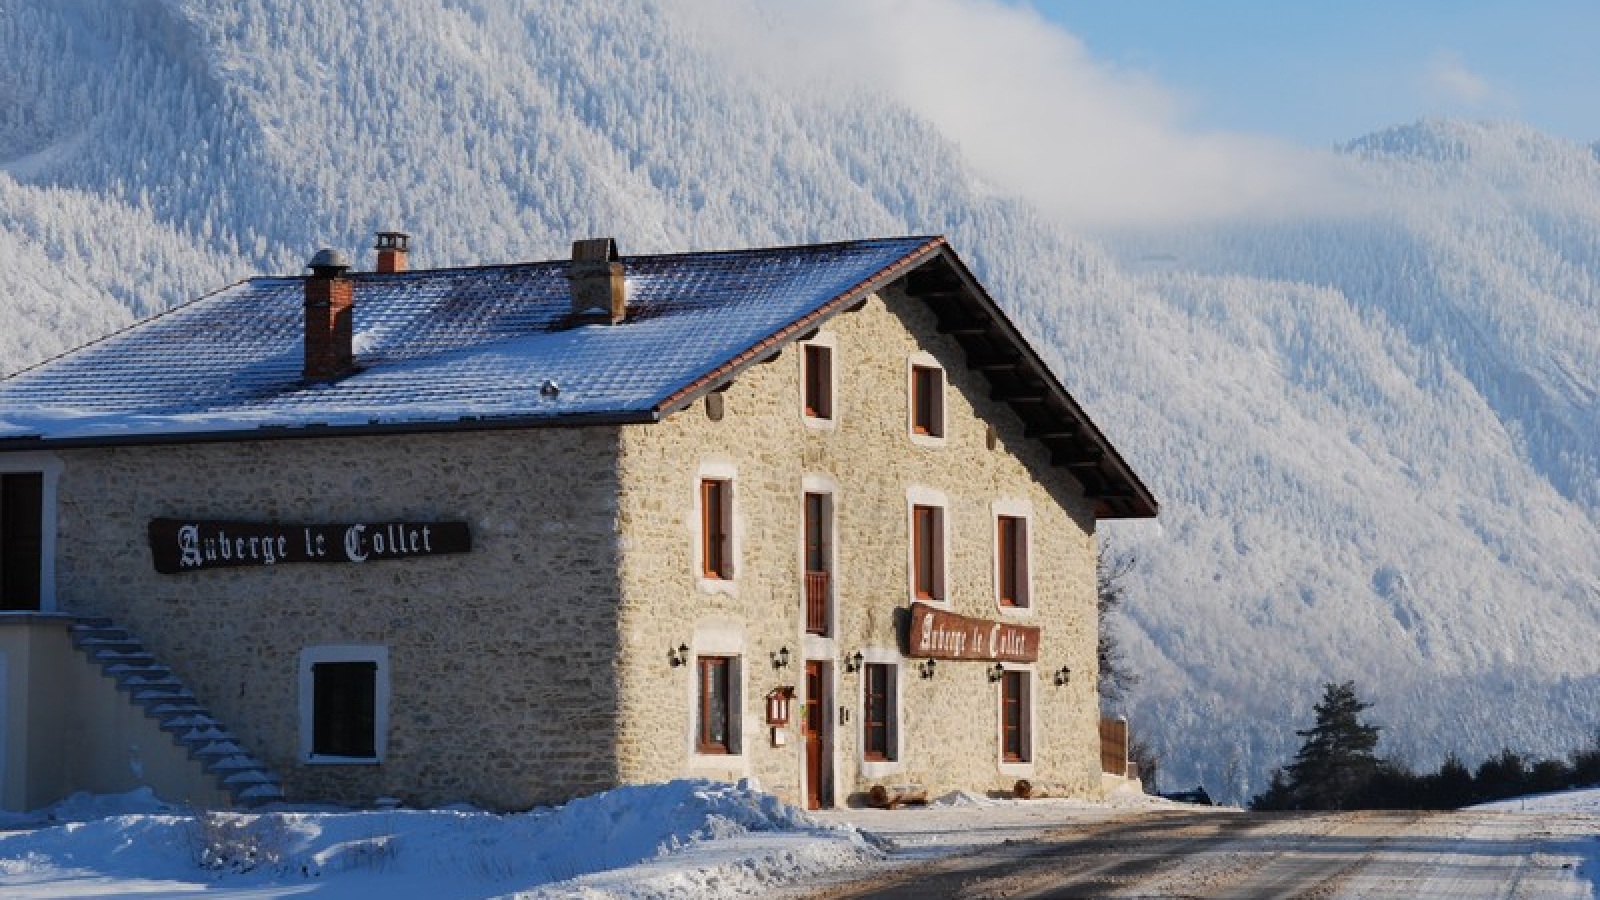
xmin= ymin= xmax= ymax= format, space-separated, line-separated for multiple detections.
xmin=149 ymin=518 xmax=471 ymax=574
xmin=905 ymin=601 xmax=1040 ymax=663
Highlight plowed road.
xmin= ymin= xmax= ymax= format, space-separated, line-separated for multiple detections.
xmin=800 ymin=808 xmax=1597 ymax=899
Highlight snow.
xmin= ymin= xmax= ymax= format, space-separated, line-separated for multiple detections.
xmin=2 ymin=783 xmax=1595 ymax=899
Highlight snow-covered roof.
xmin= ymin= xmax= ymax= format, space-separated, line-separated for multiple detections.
xmin=0 ymin=235 xmax=1157 ymax=517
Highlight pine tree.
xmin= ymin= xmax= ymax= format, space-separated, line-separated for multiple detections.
xmin=1254 ymin=681 xmax=1382 ymax=810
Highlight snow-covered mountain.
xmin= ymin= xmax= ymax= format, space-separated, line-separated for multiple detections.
xmin=2 ymin=0 xmax=1596 ymax=802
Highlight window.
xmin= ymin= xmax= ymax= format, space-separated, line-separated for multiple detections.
xmin=863 ymin=663 xmax=897 ymax=762
xmin=700 ymin=478 xmax=732 ymax=580
xmin=804 ymin=492 xmax=831 ymax=635
xmin=1 ymin=472 xmax=43 ymax=611
xmin=910 ymin=363 xmax=944 ymax=439
xmin=997 ymin=515 xmax=1029 ymax=608
xmin=803 ymin=344 xmax=833 ymax=420
xmin=300 ymin=646 xmax=388 ymax=763
xmin=1000 ymin=670 xmax=1031 ymax=763
xmin=912 ymin=504 xmax=944 ymax=602
xmin=697 ymin=655 xmax=740 ymax=754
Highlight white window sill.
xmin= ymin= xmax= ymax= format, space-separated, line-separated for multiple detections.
xmin=861 ymin=759 xmax=905 ymax=779
xmin=304 ymin=754 xmax=382 ymax=766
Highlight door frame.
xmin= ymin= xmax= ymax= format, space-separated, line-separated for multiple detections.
xmin=802 ymin=659 xmax=833 ymax=809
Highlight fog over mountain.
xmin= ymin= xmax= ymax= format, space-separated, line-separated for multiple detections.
xmin=2 ymin=0 xmax=1596 ymax=801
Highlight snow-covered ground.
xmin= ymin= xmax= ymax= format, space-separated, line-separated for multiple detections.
xmin=0 ymin=783 xmax=1593 ymax=900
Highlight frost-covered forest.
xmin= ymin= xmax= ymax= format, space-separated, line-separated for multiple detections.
xmin=2 ymin=0 xmax=1597 ymax=802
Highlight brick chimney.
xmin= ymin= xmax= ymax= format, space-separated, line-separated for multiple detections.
xmin=304 ymin=247 xmax=354 ymax=380
xmin=375 ymin=231 xmax=410 ymax=274
xmin=567 ymin=237 xmax=626 ymax=325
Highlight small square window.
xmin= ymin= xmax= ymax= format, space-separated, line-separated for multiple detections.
xmin=803 ymin=344 xmax=833 ymax=420
xmin=697 ymin=655 xmax=740 ymax=754
xmin=300 ymin=646 xmax=388 ymax=764
xmin=910 ymin=364 xmax=944 ymax=438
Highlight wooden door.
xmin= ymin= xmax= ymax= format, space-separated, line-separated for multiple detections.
xmin=804 ymin=661 xmax=831 ymax=809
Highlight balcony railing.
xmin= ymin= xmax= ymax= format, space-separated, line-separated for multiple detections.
xmin=805 ymin=571 xmax=830 ymax=635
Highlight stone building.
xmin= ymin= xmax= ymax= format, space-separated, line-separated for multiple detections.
xmin=0 ymin=234 xmax=1156 ymax=812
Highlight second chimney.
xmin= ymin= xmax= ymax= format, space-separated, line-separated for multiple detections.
xmin=568 ymin=237 xmax=626 ymax=325
xmin=375 ymin=231 xmax=410 ymax=273
xmin=304 ymin=247 xmax=354 ymax=380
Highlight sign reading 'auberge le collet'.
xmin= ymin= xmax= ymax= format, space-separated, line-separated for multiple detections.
xmin=148 ymin=518 xmax=471 ymax=574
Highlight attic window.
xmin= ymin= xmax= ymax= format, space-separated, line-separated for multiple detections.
xmin=909 ymin=357 xmax=945 ymax=442
xmin=801 ymin=333 xmax=837 ymax=426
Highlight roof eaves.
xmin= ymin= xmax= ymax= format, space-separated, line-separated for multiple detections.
xmin=0 ymin=409 xmax=656 ymax=452
xmin=909 ymin=246 xmax=1160 ymax=520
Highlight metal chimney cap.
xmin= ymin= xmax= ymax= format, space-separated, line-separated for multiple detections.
xmin=307 ymin=247 xmax=352 ymax=274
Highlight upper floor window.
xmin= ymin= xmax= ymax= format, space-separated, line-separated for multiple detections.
xmin=997 ymin=515 xmax=1029 ymax=608
xmin=804 ymin=491 xmax=832 ymax=636
xmin=912 ymin=503 xmax=945 ymax=602
xmin=701 ymin=477 xmax=733 ymax=580
xmin=909 ymin=356 xmax=945 ymax=442
xmin=803 ymin=343 xmax=833 ymax=421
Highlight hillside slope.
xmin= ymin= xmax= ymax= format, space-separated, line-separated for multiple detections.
xmin=1 ymin=0 xmax=1596 ymax=800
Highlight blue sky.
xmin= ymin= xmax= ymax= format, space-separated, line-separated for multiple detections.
xmin=1009 ymin=0 xmax=1599 ymax=147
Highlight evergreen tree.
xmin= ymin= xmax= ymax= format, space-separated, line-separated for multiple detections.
xmin=1253 ymin=681 xmax=1382 ymax=809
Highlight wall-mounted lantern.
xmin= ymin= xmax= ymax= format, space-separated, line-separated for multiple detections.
xmin=918 ymin=659 xmax=937 ymax=680
xmin=668 ymin=644 xmax=690 ymax=668
xmin=987 ymin=662 xmax=1006 ymax=683
xmin=770 ymin=646 xmax=791 ymax=670
xmin=1053 ymin=666 xmax=1072 ymax=687
xmin=844 ymin=651 xmax=864 ymax=673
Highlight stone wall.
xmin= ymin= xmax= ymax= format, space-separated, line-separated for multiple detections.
xmin=52 ymin=428 xmax=626 ymax=810
xmin=614 ymin=286 xmax=1103 ymax=806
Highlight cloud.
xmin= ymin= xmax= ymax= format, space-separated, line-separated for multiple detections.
xmin=677 ymin=0 xmax=1374 ymax=231
xmin=1419 ymin=53 xmax=1511 ymax=114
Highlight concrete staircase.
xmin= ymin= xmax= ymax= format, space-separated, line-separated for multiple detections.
xmin=69 ymin=619 xmax=286 ymax=807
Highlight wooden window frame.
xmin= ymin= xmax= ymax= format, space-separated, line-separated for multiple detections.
xmin=910 ymin=362 xmax=945 ymax=439
xmin=863 ymin=663 xmax=897 ymax=762
xmin=697 ymin=655 xmax=739 ymax=755
xmin=700 ymin=477 xmax=732 ymax=580
xmin=1000 ymin=669 xmax=1030 ymax=764
xmin=996 ymin=514 xmax=1029 ymax=608
xmin=803 ymin=343 xmax=833 ymax=420
xmin=912 ymin=503 xmax=945 ymax=602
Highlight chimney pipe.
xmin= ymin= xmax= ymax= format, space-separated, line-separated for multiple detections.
xmin=568 ymin=237 xmax=626 ymax=325
xmin=304 ymin=247 xmax=354 ymax=380
xmin=375 ymin=231 xmax=410 ymax=274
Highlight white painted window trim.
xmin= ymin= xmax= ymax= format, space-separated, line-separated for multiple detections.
xmin=997 ymin=663 xmax=1036 ymax=777
xmin=800 ymin=474 xmax=839 ymax=655
xmin=0 ymin=453 xmax=62 ymax=614
xmin=693 ymin=460 xmax=740 ymax=596
xmin=298 ymin=645 xmax=389 ymax=765
xmin=905 ymin=486 xmax=950 ymax=607
xmin=858 ymin=648 xmax=905 ymax=779
xmin=991 ymin=497 xmax=1035 ymax=617
xmin=686 ymin=623 xmax=749 ymax=772
xmin=907 ymin=352 xmax=947 ymax=448
xmin=799 ymin=331 xmax=839 ymax=431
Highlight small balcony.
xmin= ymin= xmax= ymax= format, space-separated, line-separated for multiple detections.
xmin=804 ymin=571 xmax=830 ymax=636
